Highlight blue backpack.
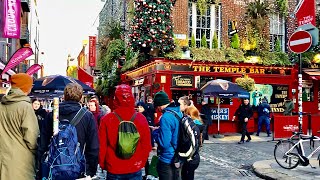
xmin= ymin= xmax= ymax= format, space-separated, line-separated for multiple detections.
xmin=42 ymin=108 xmax=87 ymax=180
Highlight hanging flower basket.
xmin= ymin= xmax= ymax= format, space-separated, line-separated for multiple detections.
xmin=235 ymin=75 xmax=255 ymax=92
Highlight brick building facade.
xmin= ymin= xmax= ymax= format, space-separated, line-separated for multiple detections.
xmin=171 ymin=0 xmax=299 ymax=51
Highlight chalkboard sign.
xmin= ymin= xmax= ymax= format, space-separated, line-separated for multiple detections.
xmin=270 ymin=85 xmax=289 ymax=113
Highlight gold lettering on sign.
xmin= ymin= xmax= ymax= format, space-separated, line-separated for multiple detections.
xmin=172 ymin=75 xmax=192 ymax=87
xmin=190 ymin=65 xmax=288 ymax=75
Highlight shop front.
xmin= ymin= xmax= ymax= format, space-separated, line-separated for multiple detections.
xmin=122 ymin=58 xmax=296 ymax=133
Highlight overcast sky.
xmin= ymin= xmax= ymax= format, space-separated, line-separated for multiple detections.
xmin=37 ymin=0 xmax=104 ymax=76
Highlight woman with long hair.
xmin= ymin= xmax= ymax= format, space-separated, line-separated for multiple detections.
xmin=182 ymin=106 xmax=203 ymax=180
xmin=185 ymin=106 xmax=204 ymax=144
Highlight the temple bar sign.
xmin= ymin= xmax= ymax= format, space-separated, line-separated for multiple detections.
xmin=172 ymin=75 xmax=194 ymax=87
xmin=192 ymin=65 xmax=283 ymax=74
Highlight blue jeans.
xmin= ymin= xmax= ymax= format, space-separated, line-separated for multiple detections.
xmin=257 ymin=116 xmax=270 ymax=135
xmin=107 ymin=170 xmax=142 ymax=180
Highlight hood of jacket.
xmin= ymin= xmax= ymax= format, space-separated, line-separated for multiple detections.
xmin=1 ymin=88 xmax=31 ymax=105
xmin=113 ymin=84 xmax=135 ymax=109
xmin=59 ymin=101 xmax=82 ymax=116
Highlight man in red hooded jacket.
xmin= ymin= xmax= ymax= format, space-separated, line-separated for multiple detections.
xmin=99 ymin=84 xmax=151 ymax=179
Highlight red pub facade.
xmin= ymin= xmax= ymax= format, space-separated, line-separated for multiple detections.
xmin=121 ymin=58 xmax=313 ymax=135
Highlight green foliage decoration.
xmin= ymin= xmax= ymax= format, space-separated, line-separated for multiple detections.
xmin=246 ymin=0 xmax=270 ymax=52
xmin=201 ymin=34 xmax=208 ymax=48
xmin=225 ymin=48 xmax=245 ymax=63
xmin=276 ymin=0 xmax=288 ymax=16
xmin=191 ymin=34 xmax=196 ymax=48
xmin=235 ymin=75 xmax=255 ymax=92
xmin=191 ymin=47 xmax=225 ymax=62
xmin=274 ymin=39 xmax=281 ymax=52
xmin=121 ymin=47 xmax=139 ymax=72
xmin=230 ymin=34 xmax=240 ymax=49
xmin=212 ymin=33 xmax=218 ymax=49
xmin=98 ymin=39 xmax=125 ymax=96
xmin=165 ymin=47 xmax=183 ymax=59
xmin=196 ymin=0 xmax=207 ymax=16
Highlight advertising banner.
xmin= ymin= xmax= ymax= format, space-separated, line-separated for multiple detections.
xmin=250 ymin=84 xmax=273 ymax=107
xmin=26 ymin=64 xmax=41 ymax=75
xmin=89 ymin=36 xmax=96 ymax=67
xmin=211 ymin=108 xmax=229 ymax=120
xmin=2 ymin=0 xmax=21 ymax=38
xmin=1 ymin=47 xmax=33 ymax=75
xmin=295 ymin=0 xmax=316 ymax=26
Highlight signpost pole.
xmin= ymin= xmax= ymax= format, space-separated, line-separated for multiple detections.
xmin=298 ymin=53 xmax=303 ymax=132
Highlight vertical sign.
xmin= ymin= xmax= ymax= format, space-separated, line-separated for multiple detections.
xmin=2 ymin=0 xmax=21 ymax=38
xmin=53 ymin=97 xmax=59 ymax=135
xmin=89 ymin=36 xmax=96 ymax=67
xmin=295 ymin=0 xmax=316 ymax=26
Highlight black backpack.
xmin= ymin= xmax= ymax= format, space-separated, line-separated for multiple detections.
xmin=165 ymin=109 xmax=199 ymax=161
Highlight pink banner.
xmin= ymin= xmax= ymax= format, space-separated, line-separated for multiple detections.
xmin=1 ymin=47 xmax=33 ymax=75
xmin=26 ymin=64 xmax=41 ymax=75
xmin=2 ymin=0 xmax=21 ymax=38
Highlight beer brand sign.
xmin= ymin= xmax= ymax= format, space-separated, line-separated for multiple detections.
xmin=172 ymin=75 xmax=193 ymax=87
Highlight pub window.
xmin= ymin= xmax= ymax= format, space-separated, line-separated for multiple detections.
xmin=188 ymin=2 xmax=221 ymax=49
xmin=269 ymin=13 xmax=285 ymax=52
xmin=302 ymin=80 xmax=314 ymax=102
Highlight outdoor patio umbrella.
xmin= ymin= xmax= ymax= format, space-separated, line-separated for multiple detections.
xmin=31 ymin=75 xmax=95 ymax=97
xmin=200 ymin=79 xmax=250 ymax=136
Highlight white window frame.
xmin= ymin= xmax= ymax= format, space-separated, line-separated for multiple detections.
xmin=269 ymin=13 xmax=285 ymax=52
xmin=188 ymin=2 xmax=221 ymax=49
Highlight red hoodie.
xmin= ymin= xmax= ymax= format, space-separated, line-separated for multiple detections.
xmin=99 ymin=84 xmax=151 ymax=174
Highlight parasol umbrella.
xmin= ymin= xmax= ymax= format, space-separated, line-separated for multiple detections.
xmin=200 ymin=79 xmax=250 ymax=137
xmin=31 ymin=75 xmax=95 ymax=97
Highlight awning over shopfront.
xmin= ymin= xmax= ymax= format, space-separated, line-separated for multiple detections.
xmin=78 ymin=67 xmax=94 ymax=88
xmin=303 ymin=68 xmax=320 ymax=80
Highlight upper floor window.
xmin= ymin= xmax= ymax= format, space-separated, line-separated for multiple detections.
xmin=188 ymin=2 xmax=221 ymax=49
xmin=269 ymin=13 xmax=285 ymax=52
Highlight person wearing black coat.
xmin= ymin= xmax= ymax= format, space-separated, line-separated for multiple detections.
xmin=38 ymin=83 xmax=99 ymax=179
xmin=200 ymin=100 xmax=212 ymax=140
xmin=32 ymin=99 xmax=48 ymax=130
xmin=232 ymin=98 xmax=253 ymax=144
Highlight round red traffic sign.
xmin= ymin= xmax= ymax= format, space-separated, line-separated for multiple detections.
xmin=288 ymin=30 xmax=312 ymax=54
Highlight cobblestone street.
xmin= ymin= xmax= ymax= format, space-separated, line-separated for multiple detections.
xmin=194 ymin=141 xmax=275 ymax=179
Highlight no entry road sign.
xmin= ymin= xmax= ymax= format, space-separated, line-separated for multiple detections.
xmin=288 ymin=30 xmax=312 ymax=54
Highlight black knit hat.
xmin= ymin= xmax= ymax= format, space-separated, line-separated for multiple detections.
xmin=154 ymin=91 xmax=170 ymax=107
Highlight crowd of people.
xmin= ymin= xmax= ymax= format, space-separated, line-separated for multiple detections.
xmin=0 ymin=73 xmax=288 ymax=180
xmin=0 ymin=73 xmax=210 ymax=180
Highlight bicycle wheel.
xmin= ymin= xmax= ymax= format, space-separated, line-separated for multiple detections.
xmin=274 ymin=140 xmax=300 ymax=169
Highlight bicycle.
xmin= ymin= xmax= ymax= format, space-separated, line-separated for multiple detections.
xmin=274 ymin=131 xmax=320 ymax=169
